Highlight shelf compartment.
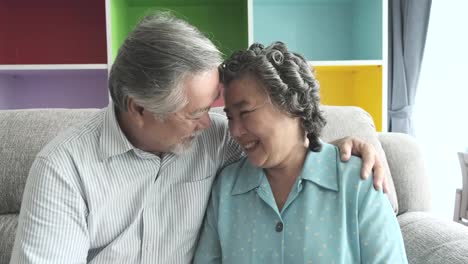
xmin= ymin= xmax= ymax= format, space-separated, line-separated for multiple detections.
xmin=0 ymin=69 xmax=109 ymax=109
xmin=315 ymin=65 xmax=383 ymax=131
xmin=253 ymin=0 xmax=382 ymax=61
xmin=0 ymin=0 xmax=107 ymax=65
xmin=109 ymin=0 xmax=249 ymax=62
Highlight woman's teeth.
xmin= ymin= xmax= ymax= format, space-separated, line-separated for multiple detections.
xmin=244 ymin=141 xmax=257 ymax=150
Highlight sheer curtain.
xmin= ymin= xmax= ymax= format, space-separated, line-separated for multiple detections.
xmin=413 ymin=0 xmax=468 ymax=220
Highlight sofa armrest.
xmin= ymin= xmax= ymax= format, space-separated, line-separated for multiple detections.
xmin=398 ymin=212 xmax=468 ymax=264
xmin=378 ymin=132 xmax=431 ymax=213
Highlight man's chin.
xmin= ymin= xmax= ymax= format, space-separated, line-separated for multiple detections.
xmin=169 ymin=138 xmax=195 ymax=155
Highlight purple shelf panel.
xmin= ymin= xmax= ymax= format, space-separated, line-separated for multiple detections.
xmin=0 ymin=69 xmax=109 ymax=109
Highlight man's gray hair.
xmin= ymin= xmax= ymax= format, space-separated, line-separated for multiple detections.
xmin=109 ymin=12 xmax=222 ymax=117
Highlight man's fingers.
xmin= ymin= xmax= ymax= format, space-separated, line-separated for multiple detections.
xmin=333 ymin=136 xmax=388 ymax=192
xmin=372 ymin=172 xmax=383 ymax=191
xmin=341 ymin=149 xmax=351 ymax=161
xmin=338 ymin=137 xmax=353 ymax=161
xmin=382 ymin=170 xmax=390 ymax=193
xmin=359 ymin=143 xmax=374 ymax=179
xmin=372 ymin=159 xmax=385 ymax=191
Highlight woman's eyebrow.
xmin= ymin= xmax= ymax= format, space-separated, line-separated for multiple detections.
xmin=224 ymin=100 xmax=249 ymax=113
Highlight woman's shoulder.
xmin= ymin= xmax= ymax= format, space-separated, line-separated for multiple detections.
xmin=318 ymin=142 xmax=374 ymax=194
xmin=334 ymin=151 xmax=377 ymax=203
xmin=212 ymin=157 xmax=252 ymax=192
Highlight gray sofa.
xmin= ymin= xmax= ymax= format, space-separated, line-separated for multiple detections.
xmin=1 ymin=106 xmax=468 ymax=263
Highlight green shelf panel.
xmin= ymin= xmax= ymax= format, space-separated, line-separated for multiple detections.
xmin=110 ymin=0 xmax=249 ymax=62
xmin=110 ymin=0 xmax=131 ymax=62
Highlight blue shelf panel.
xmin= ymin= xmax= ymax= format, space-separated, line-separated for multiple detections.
xmin=253 ymin=0 xmax=382 ymax=61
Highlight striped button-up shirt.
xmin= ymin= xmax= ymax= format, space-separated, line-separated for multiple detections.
xmin=10 ymin=105 xmax=243 ymax=264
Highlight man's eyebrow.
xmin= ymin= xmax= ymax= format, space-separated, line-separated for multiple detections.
xmin=190 ymin=106 xmax=211 ymax=116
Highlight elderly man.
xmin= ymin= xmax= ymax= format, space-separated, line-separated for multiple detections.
xmin=10 ymin=13 xmax=386 ymax=263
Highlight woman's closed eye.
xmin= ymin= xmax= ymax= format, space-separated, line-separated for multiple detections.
xmin=240 ymin=109 xmax=255 ymax=117
xmin=226 ymin=110 xmax=252 ymax=120
xmin=226 ymin=106 xmax=261 ymax=120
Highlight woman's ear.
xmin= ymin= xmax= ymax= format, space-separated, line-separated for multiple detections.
xmin=303 ymin=131 xmax=309 ymax=148
xmin=127 ymin=98 xmax=145 ymax=128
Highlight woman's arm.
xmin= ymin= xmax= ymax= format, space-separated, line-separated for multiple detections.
xmin=193 ymin=189 xmax=222 ymax=263
xmin=357 ymin=174 xmax=408 ymax=263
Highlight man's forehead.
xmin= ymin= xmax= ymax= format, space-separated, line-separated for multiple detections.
xmin=180 ymin=91 xmax=220 ymax=118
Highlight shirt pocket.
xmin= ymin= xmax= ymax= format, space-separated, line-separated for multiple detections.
xmin=169 ymin=176 xmax=215 ymax=243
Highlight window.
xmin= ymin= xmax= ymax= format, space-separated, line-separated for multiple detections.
xmin=414 ymin=0 xmax=468 ymax=219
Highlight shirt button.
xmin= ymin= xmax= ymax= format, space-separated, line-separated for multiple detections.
xmin=275 ymin=221 xmax=283 ymax=232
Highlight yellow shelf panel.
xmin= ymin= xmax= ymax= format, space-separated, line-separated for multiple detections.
xmin=315 ymin=65 xmax=382 ymax=131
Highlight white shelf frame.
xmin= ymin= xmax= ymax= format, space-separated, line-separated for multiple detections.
xmin=309 ymin=60 xmax=383 ymax=67
xmin=0 ymin=64 xmax=108 ymax=71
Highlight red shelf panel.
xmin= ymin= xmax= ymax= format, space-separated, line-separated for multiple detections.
xmin=0 ymin=0 xmax=107 ymax=64
xmin=0 ymin=1 xmax=6 ymax=62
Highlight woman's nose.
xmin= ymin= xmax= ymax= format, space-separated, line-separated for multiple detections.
xmin=229 ymin=118 xmax=246 ymax=138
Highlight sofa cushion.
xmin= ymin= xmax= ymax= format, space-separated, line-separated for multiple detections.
xmin=379 ymin=132 xmax=430 ymax=214
xmin=0 ymin=109 xmax=99 ymax=214
xmin=398 ymin=212 xmax=468 ymax=264
xmin=320 ymin=105 xmax=398 ymax=213
xmin=0 ymin=214 xmax=18 ymax=264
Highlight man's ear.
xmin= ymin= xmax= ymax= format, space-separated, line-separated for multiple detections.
xmin=127 ymin=98 xmax=145 ymax=128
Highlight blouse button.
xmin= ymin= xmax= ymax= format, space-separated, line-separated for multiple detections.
xmin=275 ymin=221 xmax=283 ymax=232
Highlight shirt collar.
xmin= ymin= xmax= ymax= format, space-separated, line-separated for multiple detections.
xmin=300 ymin=143 xmax=339 ymax=192
xmin=231 ymin=142 xmax=339 ymax=195
xmin=99 ymin=103 xmax=135 ymax=160
xmin=231 ymin=159 xmax=264 ymax=195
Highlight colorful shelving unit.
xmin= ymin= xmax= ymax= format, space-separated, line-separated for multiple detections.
xmin=0 ymin=0 xmax=387 ymax=130
xmin=0 ymin=0 xmax=109 ymax=109
xmin=253 ymin=0 xmax=387 ymax=131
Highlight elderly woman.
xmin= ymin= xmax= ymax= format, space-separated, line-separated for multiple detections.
xmin=193 ymin=42 xmax=407 ymax=263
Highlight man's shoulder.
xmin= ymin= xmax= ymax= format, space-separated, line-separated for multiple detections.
xmin=208 ymin=111 xmax=228 ymax=127
xmin=38 ymin=110 xmax=104 ymax=159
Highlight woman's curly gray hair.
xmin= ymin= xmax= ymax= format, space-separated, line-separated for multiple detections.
xmin=220 ymin=42 xmax=326 ymax=152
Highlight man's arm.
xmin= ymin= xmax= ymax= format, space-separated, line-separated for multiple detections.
xmin=10 ymin=157 xmax=89 ymax=263
xmin=330 ymin=136 xmax=387 ymax=192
